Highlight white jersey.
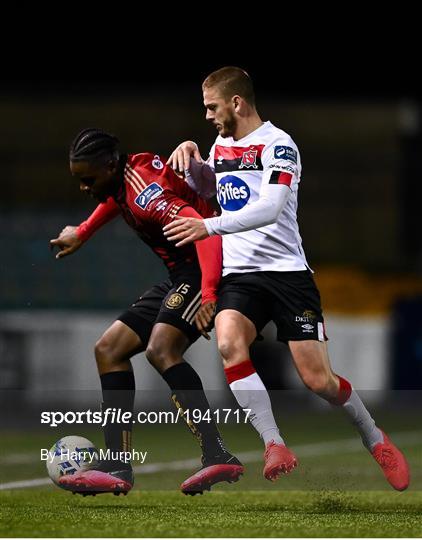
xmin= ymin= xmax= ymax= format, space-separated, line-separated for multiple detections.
xmin=208 ymin=121 xmax=310 ymax=276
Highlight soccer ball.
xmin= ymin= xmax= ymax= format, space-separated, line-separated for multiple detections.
xmin=46 ymin=435 xmax=99 ymax=486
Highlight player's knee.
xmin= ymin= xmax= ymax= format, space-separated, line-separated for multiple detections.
xmin=218 ymin=337 xmax=246 ymax=363
xmin=145 ymin=343 xmax=173 ymax=371
xmin=301 ymin=370 xmax=331 ymax=395
xmin=94 ymin=335 xmax=121 ymax=368
xmin=95 ymin=336 xmax=110 ymax=361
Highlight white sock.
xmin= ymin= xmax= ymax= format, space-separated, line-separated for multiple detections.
xmin=342 ymin=389 xmax=384 ymax=450
xmin=225 ymin=360 xmax=284 ymax=446
xmin=333 ymin=375 xmax=384 ymax=450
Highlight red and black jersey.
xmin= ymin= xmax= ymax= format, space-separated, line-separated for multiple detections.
xmin=78 ymin=153 xmax=218 ymax=275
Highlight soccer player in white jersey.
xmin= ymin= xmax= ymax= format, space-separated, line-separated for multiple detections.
xmin=163 ymin=66 xmax=410 ymax=490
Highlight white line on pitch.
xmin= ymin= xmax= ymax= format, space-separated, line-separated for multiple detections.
xmin=0 ymin=430 xmax=420 ymax=491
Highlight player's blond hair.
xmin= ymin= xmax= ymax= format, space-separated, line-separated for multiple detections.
xmin=202 ymin=66 xmax=255 ymax=106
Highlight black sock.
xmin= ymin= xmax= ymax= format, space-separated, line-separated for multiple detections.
xmin=100 ymin=371 xmax=135 ymax=457
xmin=162 ymin=362 xmax=228 ymax=459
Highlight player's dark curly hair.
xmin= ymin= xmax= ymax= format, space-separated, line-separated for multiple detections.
xmin=69 ymin=128 xmax=119 ymax=163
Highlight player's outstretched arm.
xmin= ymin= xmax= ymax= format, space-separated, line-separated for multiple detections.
xmin=50 ymin=197 xmax=121 ymax=259
xmin=163 ymin=183 xmax=291 ymax=245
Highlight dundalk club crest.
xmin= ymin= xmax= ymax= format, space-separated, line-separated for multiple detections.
xmin=239 ymin=149 xmax=258 ymax=169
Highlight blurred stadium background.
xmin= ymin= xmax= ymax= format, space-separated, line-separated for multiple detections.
xmin=1 ymin=79 xmax=421 ymax=401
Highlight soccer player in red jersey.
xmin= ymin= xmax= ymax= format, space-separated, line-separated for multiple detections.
xmin=50 ymin=128 xmax=243 ymax=496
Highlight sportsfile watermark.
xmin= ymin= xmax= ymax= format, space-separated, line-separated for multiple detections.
xmin=40 ymin=408 xmax=252 ymax=428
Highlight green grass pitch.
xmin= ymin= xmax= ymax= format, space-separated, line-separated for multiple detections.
xmin=1 ymin=490 xmax=421 ymax=537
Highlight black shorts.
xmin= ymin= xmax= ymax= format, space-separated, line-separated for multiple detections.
xmin=118 ymin=271 xmax=202 ymax=346
xmin=216 ymin=270 xmax=327 ymax=343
